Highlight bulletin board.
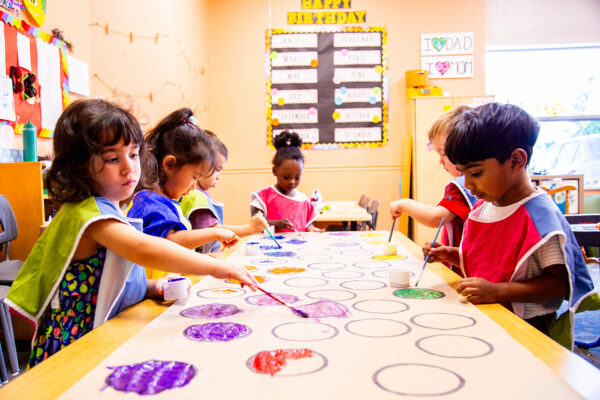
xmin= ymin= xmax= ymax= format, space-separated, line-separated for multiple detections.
xmin=60 ymin=231 xmax=579 ymax=399
xmin=266 ymin=26 xmax=388 ymax=150
xmin=0 ymin=9 xmax=68 ymax=138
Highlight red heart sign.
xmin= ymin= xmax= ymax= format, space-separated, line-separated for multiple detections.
xmin=435 ymin=61 xmax=450 ymax=75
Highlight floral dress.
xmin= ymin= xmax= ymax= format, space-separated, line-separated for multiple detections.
xmin=28 ymin=247 xmax=106 ymax=368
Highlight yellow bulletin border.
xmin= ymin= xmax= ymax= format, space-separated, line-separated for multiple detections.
xmin=266 ymin=26 xmax=388 ymax=150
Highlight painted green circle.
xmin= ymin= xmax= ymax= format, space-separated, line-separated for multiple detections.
xmin=393 ymin=288 xmax=445 ymax=299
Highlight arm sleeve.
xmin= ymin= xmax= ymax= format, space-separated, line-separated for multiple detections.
xmin=437 ymin=183 xmax=472 ymax=222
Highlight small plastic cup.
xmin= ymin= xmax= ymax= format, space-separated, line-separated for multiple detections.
xmin=389 ymin=270 xmax=410 ymax=288
xmin=383 ymin=243 xmax=398 ymax=255
xmin=163 ymin=277 xmax=191 ymax=301
xmin=245 ymin=241 xmax=260 ymax=256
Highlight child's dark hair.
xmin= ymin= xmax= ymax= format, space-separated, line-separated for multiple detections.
xmin=445 ymin=102 xmax=539 ymax=166
xmin=144 ymin=108 xmax=216 ymax=187
xmin=272 ymin=131 xmax=303 ymax=167
xmin=204 ymin=129 xmax=228 ymax=160
xmin=45 ymin=98 xmax=153 ymax=203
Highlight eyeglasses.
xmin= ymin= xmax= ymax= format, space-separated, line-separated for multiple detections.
xmin=10 ymin=66 xmax=23 ymax=93
xmin=23 ymin=72 xmax=37 ymax=100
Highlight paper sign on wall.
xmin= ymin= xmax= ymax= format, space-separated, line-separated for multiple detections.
xmin=67 ymin=55 xmax=90 ymax=96
xmin=421 ymin=55 xmax=474 ymax=79
xmin=420 ymin=32 xmax=474 ymax=79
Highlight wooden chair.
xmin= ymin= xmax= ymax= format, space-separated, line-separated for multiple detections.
xmin=541 ymin=185 xmax=577 ymax=214
xmin=0 ymin=195 xmax=24 ymax=284
xmin=361 ymin=199 xmax=380 ymax=231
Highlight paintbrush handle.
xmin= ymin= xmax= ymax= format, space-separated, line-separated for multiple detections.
xmin=256 ymin=286 xmax=286 ymax=306
xmin=415 ymin=217 xmax=445 ymax=287
xmin=264 ymin=227 xmax=282 ymax=248
xmin=388 ymin=218 xmax=396 ymax=242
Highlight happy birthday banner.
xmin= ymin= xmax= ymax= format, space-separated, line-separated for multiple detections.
xmin=288 ymin=1 xmax=366 ymax=25
xmin=266 ymin=26 xmax=388 ymax=149
xmin=420 ymin=32 xmax=474 ymax=79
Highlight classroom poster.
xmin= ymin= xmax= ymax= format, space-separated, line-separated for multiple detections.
xmin=267 ymin=27 xmax=389 ymax=149
xmin=420 ymin=32 xmax=474 ymax=79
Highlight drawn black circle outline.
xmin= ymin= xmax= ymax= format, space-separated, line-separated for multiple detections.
xmin=307 ymin=262 xmax=347 ymax=270
xmin=344 ymin=318 xmax=412 ymax=338
xmin=179 ymin=303 xmax=242 ymax=319
xmin=322 ymin=270 xmax=365 ymax=279
xmin=306 ymin=289 xmax=357 ymax=301
xmin=298 ymin=254 xmax=333 ymax=262
xmin=339 ymin=248 xmax=373 ymax=256
xmin=373 ymin=363 xmax=465 ymax=396
xmin=416 ymin=334 xmax=494 ymax=358
xmin=352 ymin=299 xmax=409 ymax=314
xmin=284 ymin=277 xmax=329 ymax=288
xmin=372 ymin=269 xmax=415 ymax=279
xmin=353 ymin=260 xmax=391 ymax=269
xmin=183 ymin=323 xmax=252 ymax=342
xmin=296 ymin=246 xmax=330 ymax=254
xmin=271 ymin=321 xmax=339 ymax=342
xmin=340 ymin=280 xmax=386 ymax=290
xmin=246 ymin=349 xmax=328 ymax=377
xmin=251 ymin=258 xmax=286 ymax=265
xmin=196 ymin=287 xmax=247 ymax=299
xmin=410 ymin=312 xmax=477 ymax=330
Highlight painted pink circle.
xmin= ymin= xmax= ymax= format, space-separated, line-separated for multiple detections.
xmin=341 ymin=49 xmax=348 ymax=56
xmin=309 ymin=107 xmax=317 ymax=115
xmin=271 ymin=88 xmax=278 ymax=96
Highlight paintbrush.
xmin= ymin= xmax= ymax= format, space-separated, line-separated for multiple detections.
xmin=264 ymin=226 xmax=282 ymax=249
xmin=415 ymin=218 xmax=445 ymax=287
xmin=255 ymin=286 xmax=309 ymax=318
xmin=388 ymin=218 xmax=396 ymax=242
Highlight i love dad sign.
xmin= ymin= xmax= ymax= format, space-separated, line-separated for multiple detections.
xmin=421 ymin=32 xmax=474 ymax=56
xmin=420 ymin=32 xmax=474 ymax=78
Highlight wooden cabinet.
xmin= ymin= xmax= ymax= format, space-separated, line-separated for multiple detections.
xmin=0 ymin=162 xmax=45 ymax=260
xmin=407 ymin=96 xmax=493 ymax=246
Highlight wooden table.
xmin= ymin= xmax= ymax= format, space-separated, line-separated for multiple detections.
xmin=315 ymin=201 xmax=372 ymax=230
xmin=2 ymin=234 xmax=600 ymax=400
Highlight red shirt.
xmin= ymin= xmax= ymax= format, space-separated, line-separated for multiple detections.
xmin=437 ymin=182 xmax=472 ymax=247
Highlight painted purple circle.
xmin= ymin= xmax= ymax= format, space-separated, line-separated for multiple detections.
xmin=180 ymin=304 xmax=241 ymax=319
xmin=286 ymin=238 xmax=307 ymax=245
xmin=245 ymin=293 xmax=299 ymax=306
xmin=329 ymin=232 xmax=352 ymax=236
xmin=105 ymin=360 xmax=196 ymax=395
xmin=261 ymin=235 xmax=286 ymax=240
xmin=252 ymin=258 xmax=285 ymax=265
xmin=183 ymin=322 xmax=251 ymax=342
xmin=265 ymin=251 xmax=297 ymax=257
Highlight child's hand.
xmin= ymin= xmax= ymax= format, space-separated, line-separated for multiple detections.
xmin=213 ymin=228 xmax=239 ymax=248
xmin=422 ymin=241 xmax=449 ymax=263
xmin=456 ymin=277 xmax=499 ymax=304
xmin=390 ymin=199 xmax=407 ymax=218
xmin=212 ymin=261 xmax=258 ymax=290
xmin=250 ymin=214 xmax=268 ymax=233
xmin=147 ymin=273 xmax=191 ymax=298
xmin=307 ymin=224 xmax=323 ymax=232
xmin=273 ymin=218 xmax=294 ymax=230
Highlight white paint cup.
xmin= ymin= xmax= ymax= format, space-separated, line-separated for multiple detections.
xmin=389 ymin=270 xmax=410 ymax=288
xmin=163 ymin=277 xmax=191 ymax=301
xmin=383 ymin=243 xmax=398 ymax=255
xmin=245 ymin=241 xmax=260 ymax=256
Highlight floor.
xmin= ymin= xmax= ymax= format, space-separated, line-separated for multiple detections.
xmin=1 ymin=265 xmax=600 ymax=387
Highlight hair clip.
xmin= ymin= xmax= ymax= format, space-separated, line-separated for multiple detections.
xmin=426 ymin=140 xmax=432 ymax=151
xmin=188 ymin=115 xmax=198 ymax=125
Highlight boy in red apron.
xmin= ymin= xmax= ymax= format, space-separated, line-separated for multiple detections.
xmin=424 ymin=102 xmax=600 ymax=349
xmin=390 ymin=105 xmax=475 ymax=275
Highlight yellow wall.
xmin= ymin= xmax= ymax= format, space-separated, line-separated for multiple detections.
xmin=13 ymin=0 xmax=486 ymax=232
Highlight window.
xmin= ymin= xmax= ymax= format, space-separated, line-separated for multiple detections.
xmin=486 ymin=44 xmax=600 ymax=189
